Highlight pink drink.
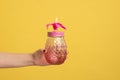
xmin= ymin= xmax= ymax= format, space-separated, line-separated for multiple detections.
xmin=44 ymin=20 xmax=68 ymax=64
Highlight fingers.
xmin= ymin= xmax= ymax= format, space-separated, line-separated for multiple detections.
xmin=36 ymin=49 xmax=47 ymax=58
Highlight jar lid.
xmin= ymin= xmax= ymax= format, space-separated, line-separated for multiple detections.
xmin=48 ymin=31 xmax=64 ymax=37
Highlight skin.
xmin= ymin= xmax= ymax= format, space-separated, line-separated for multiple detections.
xmin=0 ymin=49 xmax=50 ymax=68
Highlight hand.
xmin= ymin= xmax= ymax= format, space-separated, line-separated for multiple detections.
xmin=32 ymin=49 xmax=50 ymax=66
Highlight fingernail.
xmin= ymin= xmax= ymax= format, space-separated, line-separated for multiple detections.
xmin=43 ymin=50 xmax=46 ymax=52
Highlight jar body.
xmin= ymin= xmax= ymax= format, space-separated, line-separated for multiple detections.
xmin=45 ymin=36 xmax=67 ymax=64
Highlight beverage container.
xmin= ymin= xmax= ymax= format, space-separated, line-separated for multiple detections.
xmin=45 ymin=19 xmax=68 ymax=64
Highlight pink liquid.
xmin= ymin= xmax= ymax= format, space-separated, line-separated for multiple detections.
xmin=45 ymin=45 xmax=67 ymax=64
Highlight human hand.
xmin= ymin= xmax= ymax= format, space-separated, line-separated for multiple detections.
xmin=32 ymin=49 xmax=50 ymax=66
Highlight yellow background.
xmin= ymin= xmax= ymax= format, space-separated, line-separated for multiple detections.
xmin=0 ymin=0 xmax=120 ymax=80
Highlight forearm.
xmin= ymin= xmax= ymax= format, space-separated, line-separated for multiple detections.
xmin=0 ymin=53 xmax=34 ymax=68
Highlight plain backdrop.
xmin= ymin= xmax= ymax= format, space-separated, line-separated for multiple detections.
xmin=0 ymin=0 xmax=120 ymax=80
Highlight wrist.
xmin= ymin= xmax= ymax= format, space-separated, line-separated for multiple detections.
xmin=26 ymin=54 xmax=35 ymax=66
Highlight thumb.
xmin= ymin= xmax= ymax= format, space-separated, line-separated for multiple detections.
xmin=43 ymin=49 xmax=47 ymax=53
